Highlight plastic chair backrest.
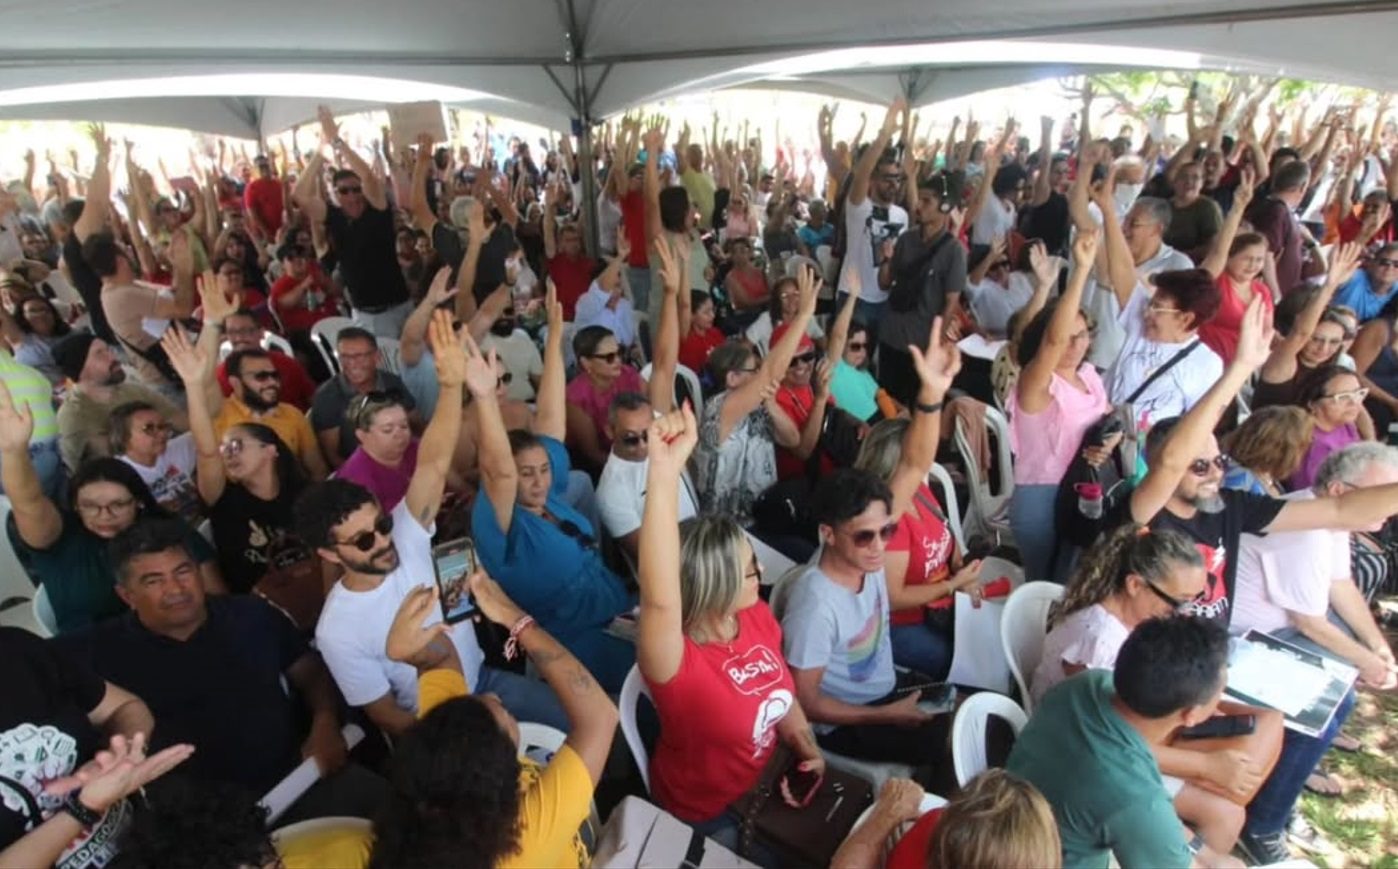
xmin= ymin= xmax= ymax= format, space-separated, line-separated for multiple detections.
xmin=951 ymin=692 xmax=1028 ymax=786
xmin=926 ymin=464 xmax=967 ymax=554
xmin=259 ymin=723 xmax=365 ymax=824
xmin=310 ymin=316 xmax=356 ymax=375
xmin=1000 ymin=582 xmax=1064 ymax=712
xmin=263 ymin=331 xmax=294 ymax=357
xmin=376 ymin=337 xmax=403 ymax=375
xmin=31 ymin=584 xmax=57 ymax=637
xmin=518 ymin=721 xmax=567 ymax=761
xmin=619 ymin=666 xmax=654 ymax=792
xmin=639 ymin=362 xmax=704 ymax=420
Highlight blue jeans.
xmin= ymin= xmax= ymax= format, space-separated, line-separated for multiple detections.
xmin=1009 ymin=483 xmax=1074 ymax=583
xmin=890 ymin=622 xmax=953 ymax=680
xmin=1244 ymin=625 xmax=1357 ymax=836
xmin=476 ymin=665 xmax=569 ymax=732
xmin=691 ymin=811 xmax=780 ymax=868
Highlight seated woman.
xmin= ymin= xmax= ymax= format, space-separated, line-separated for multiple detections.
xmin=564 ymin=324 xmax=645 ymax=474
xmin=678 ymin=290 xmax=726 ymax=377
xmin=1031 ymin=523 xmax=1251 ymax=857
xmin=744 ymin=276 xmax=825 ymax=357
xmin=473 ymin=286 xmax=635 ymax=692
xmin=1290 ymin=365 xmax=1368 ymax=490
xmin=832 ymin=770 xmax=1060 ymax=869
xmin=1223 ymin=406 xmax=1314 ymax=496
xmin=339 ymin=392 xmax=418 ymax=512
xmin=636 ymin=402 xmax=825 ymax=855
xmin=1007 ymin=228 xmax=1109 ymax=583
xmin=1 ymin=294 xmax=71 ymax=386
xmin=110 ymin=399 xmax=202 ymax=518
xmin=723 ymin=237 xmax=770 ymax=320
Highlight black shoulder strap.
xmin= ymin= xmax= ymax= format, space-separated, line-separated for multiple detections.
xmin=1125 ymin=340 xmax=1202 ymax=405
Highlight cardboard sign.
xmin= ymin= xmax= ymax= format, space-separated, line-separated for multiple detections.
xmin=387 ymin=100 xmax=450 ymax=151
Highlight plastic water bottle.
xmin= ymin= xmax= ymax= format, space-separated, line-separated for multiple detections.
xmin=1075 ymin=482 xmax=1104 ymax=520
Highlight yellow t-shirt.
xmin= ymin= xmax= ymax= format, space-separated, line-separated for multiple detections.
xmin=212 ymin=396 xmax=318 ymax=460
xmin=289 ymin=669 xmax=593 ymax=869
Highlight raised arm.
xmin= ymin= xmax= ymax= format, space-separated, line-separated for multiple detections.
xmin=317 ymin=107 xmax=386 ymax=210
xmin=648 ymin=239 xmax=683 ymax=413
xmin=407 ymin=132 xmax=439 ymax=232
xmin=964 ymin=120 xmax=1015 ymax=230
xmin=73 ymin=125 xmax=112 ymax=243
xmin=1015 ymin=242 xmax=1059 ymax=344
xmin=888 ymin=319 xmax=961 ymax=517
xmin=290 ymin=150 xmax=328 ymax=225
xmin=825 ymin=268 xmax=863 ymax=365
xmin=717 ymin=265 xmax=819 ymax=441
xmin=1092 ymin=164 xmax=1139 ymax=310
xmin=1030 ymin=116 xmax=1055 ymax=207
xmin=1200 ymin=166 xmax=1256 ymax=278
xmin=0 ymin=381 xmax=62 ymax=549
xmin=1128 ymin=298 xmax=1273 ymax=524
xmin=403 ymin=311 xmax=466 ymax=528
xmin=1016 ymin=229 xmax=1098 ymax=415
xmin=848 ymin=99 xmax=904 ymax=208
xmin=161 ymin=320 xmax=226 ymax=505
xmin=533 ymin=282 xmax=567 ymax=442
xmin=400 ymin=267 xmax=455 ymax=367
xmin=1262 ymin=241 xmax=1360 ymax=384
xmin=643 ymin=125 xmax=666 ymax=244
xmin=453 ymin=199 xmax=487 ymax=323
xmin=542 ymin=179 xmax=560 ymax=260
xmin=636 ymin=404 xmax=700 ymax=683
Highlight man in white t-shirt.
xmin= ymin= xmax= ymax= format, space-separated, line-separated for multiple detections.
xmin=296 ymin=322 xmax=566 ymax=736
xmin=837 ymin=99 xmax=910 ymax=344
xmin=111 ymin=400 xmax=201 ymax=517
xmin=480 ymin=314 xmax=544 ymax=402
xmin=1233 ymin=443 xmax=1398 ymax=688
xmin=596 ymin=392 xmax=698 ymax=560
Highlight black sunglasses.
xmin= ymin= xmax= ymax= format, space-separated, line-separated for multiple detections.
xmin=848 ymin=522 xmax=898 ymax=547
xmin=1145 ymin=579 xmax=1204 ymax=612
xmin=247 ymin=370 xmax=281 ymax=383
xmin=336 ymin=185 xmax=363 ymax=195
xmin=847 ymin=342 xmax=867 ymax=352
xmin=497 ymin=371 xmax=514 ymax=387
xmin=619 ymin=431 xmax=649 ymax=447
xmin=588 ymin=351 xmax=621 ymax=363
xmin=791 ymin=351 xmax=818 ymax=366
xmin=335 ymin=513 xmax=393 ymax=552
xmin=1187 ymin=455 xmax=1229 ymax=476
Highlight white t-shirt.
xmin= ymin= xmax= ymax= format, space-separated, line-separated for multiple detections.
xmin=971 ymin=195 xmax=1016 ymax=247
xmin=1082 ymin=242 xmax=1195 ymax=370
xmin=315 ymin=499 xmax=485 ymax=710
xmin=838 ymin=196 xmax=908 ymax=305
xmin=118 ymin=433 xmax=201 ymax=516
xmin=1232 ymin=490 xmax=1348 ymax=637
xmin=1106 ymin=283 xmax=1224 ymax=430
xmin=1031 ymin=603 xmax=1131 ymax=707
xmin=596 ymin=453 xmax=699 ymax=539
xmin=969 ymin=271 xmax=1036 ymax=338
xmin=481 ymin=329 xmax=543 ymax=402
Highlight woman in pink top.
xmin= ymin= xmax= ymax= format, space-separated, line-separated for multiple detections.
xmin=1197 ymin=169 xmax=1269 ymax=365
xmin=337 ymin=392 xmax=419 ymax=511
xmin=637 ymin=402 xmax=825 ymax=846
xmin=1008 ymin=229 xmax=1110 ymax=582
xmin=564 ymin=324 xmax=645 ymax=474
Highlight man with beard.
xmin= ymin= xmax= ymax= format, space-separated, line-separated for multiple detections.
xmin=213 ymin=348 xmax=327 ymax=480
xmin=296 ymin=311 xmax=565 ymax=737
xmin=54 ymin=332 xmax=188 ymax=473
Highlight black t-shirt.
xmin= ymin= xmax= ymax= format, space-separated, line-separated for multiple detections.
xmin=325 ymin=204 xmax=410 ymax=311
xmin=1021 ymin=191 xmax=1070 ymax=257
xmin=58 ymin=597 xmax=309 ymax=794
xmin=209 ymin=480 xmax=308 ymax=594
xmin=62 ymin=234 xmax=114 ymax=343
xmin=0 ymin=627 xmax=125 ymax=866
xmin=1110 ymin=489 xmax=1285 ymax=627
xmin=472 ymin=223 xmax=518 ymax=304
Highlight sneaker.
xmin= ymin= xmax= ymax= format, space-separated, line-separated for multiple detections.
xmin=1287 ymin=814 xmax=1333 ymax=854
xmin=1238 ymin=829 xmax=1292 ymax=865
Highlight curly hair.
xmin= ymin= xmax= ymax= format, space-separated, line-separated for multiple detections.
xmin=1053 ymin=524 xmax=1202 ymax=627
xmin=293 ymin=478 xmax=376 ymax=550
xmin=110 ymin=777 xmax=274 ymax=869
xmin=1223 ymin=405 xmax=1313 ymax=482
xmin=369 ymin=697 xmax=523 ymax=869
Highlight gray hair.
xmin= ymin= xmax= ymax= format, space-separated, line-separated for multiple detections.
xmin=1131 ymin=196 xmax=1173 ymax=233
xmin=854 ymin=418 xmax=909 ymax=484
xmin=678 ymin=515 xmax=748 ymax=630
xmin=1314 ymin=443 xmax=1398 ymax=489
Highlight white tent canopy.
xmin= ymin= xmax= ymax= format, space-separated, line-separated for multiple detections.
xmin=0 ymin=0 xmax=1394 ymax=138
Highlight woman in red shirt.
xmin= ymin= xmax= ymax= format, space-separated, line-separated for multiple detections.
xmin=636 ymin=402 xmax=825 ymax=845
xmin=1199 ymin=168 xmax=1270 ymax=365
xmin=678 ymin=290 xmax=725 ymax=376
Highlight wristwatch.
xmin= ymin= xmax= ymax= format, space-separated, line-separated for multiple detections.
xmin=61 ymin=793 xmax=103 ymax=830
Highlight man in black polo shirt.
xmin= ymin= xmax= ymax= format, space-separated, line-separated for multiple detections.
xmin=292 ymin=105 xmax=410 ymax=340
xmin=59 ymin=519 xmax=385 ymax=822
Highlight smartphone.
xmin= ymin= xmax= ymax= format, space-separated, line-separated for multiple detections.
xmin=783 ymin=761 xmax=822 ymax=807
xmin=1178 ymin=714 xmax=1256 ymax=740
xmin=432 ymin=538 xmax=478 ymax=624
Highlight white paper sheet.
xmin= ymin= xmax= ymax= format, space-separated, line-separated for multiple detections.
xmin=956 ymin=333 xmax=1006 ymax=361
xmin=386 ymin=101 xmax=450 ymax=151
xmin=945 ymin=593 xmax=1010 ymax=693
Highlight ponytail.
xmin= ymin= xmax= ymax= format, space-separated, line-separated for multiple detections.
xmin=1052 ymin=524 xmax=1202 ymax=627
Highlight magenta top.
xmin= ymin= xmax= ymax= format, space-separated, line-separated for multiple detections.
xmin=337 ymin=439 xmax=420 ymax=510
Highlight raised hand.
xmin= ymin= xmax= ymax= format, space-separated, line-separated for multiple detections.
xmin=643 ymin=125 xmax=665 ymax=155
xmin=654 ymin=238 xmax=681 ymax=294
xmin=648 ymin=402 xmax=699 ymax=476
xmin=43 ymin=732 xmax=194 ymax=814
xmin=1071 ymin=227 xmax=1101 ymax=268
xmin=160 ymin=325 xmax=208 ymax=386
xmin=317 ymin=105 xmax=340 ymax=144
xmin=197 ymin=268 xmax=236 ymax=325
xmin=466 ymin=196 xmax=487 ymax=242
xmin=415 ymin=131 xmax=435 ymax=160
xmin=1027 ymin=241 xmax=1057 ymax=287
xmin=431 ymin=309 xmax=469 ymax=389
xmin=0 ymin=381 xmax=34 ymax=454
xmin=85 ymin=123 xmax=111 ymax=159
xmin=467 ymin=571 xmax=526 ymax=629
xmin=545 ymin=277 xmax=564 ymax=335
xmin=1327 ymin=241 xmax=1363 ymax=287
xmin=881 ymin=98 xmax=907 ymax=137
xmin=386 ymin=585 xmax=452 ymax=665
xmin=1233 ymin=165 xmax=1257 ymax=210
xmin=813 ymin=358 xmax=834 ymax=398
xmin=1232 ymin=294 xmax=1275 ymax=373
xmin=908 ymin=316 xmax=962 ymax=398
xmin=795 ymin=263 xmax=821 ymax=318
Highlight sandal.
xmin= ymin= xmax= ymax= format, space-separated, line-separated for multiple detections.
xmin=1331 ymin=731 xmax=1362 ymax=753
xmin=1304 ymin=770 xmax=1344 ymax=797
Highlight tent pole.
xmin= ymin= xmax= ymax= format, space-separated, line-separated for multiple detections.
xmin=564 ymin=0 xmax=600 ymax=257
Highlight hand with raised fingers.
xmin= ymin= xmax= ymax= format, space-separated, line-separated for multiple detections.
xmin=0 ymin=381 xmax=34 ymax=454
xmin=909 ymin=316 xmax=962 ymax=398
xmin=386 ymin=584 xmax=453 ymax=665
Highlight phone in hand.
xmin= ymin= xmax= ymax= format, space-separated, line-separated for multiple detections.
xmin=432 ymin=538 xmax=478 ymax=624
xmin=1178 ymin=714 xmax=1256 ymax=740
xmin=782 ymin=762 xmax=823 ymax=808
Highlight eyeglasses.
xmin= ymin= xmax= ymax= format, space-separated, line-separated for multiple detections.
xmin=246 ymin=370 xmax=281 ymax=383
xmin=1145 ymin=579 xmax=1204 ymax=613
xmin=1371 ymin=257 xmax=1398 ymax=270
xmin=745 ymin=557 xmax=763 ymax=582
xmin=137 ymin=422 xmax=172 ymax=436
xmin=1187 ymin=454 xmax=1229 ymax=476
xmin=557 ymin=518 xmax=597 ymax=549
xmin=791 ymin=351 xmax=817 ymax=366
xmin=219 ymin=436 xmax=262 ymax=456
xmin=588 ymin=351 xmax=621 ymax=363
xmin=336 ymin=185 xmax=363 ymax=196
xmin=334 ymin=513 xmax=394 ymax=552
xmin=619 ymin=431 xmax=648 ymax=447
xmin=349 ymin=390 xmax=404 ymax=427
xmin=76 ymin=496 xmax=136 ymax=518
xmin=226 ymin=326 xmax=260 ymax=338
xmin=497 ymin=372 xmax=514 ymax=387
xmin=1321 ymin=387 xmax=1369 ymax=404
xmin=879 ymin=174 xmax=905 ymax=183
xmin=847 ymin=522 xmax=898 ymax=547
xmin=847 ymin=342 xmax=867 ymax=351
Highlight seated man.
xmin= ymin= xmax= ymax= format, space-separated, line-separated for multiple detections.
xmin=596 ymin=391 xmax=697 ymax=561
xmin=53 ymin=332 xmax=188 ymax=473
xmin=298 ymin=310 xmax=565 ymax=737
xmin=780 ymin=468 xmax=947 ymax=777
xmin=214 ymin=348 xmax=327 ymax=480
xmin=214 ymin=308 xmax=316 ymax=410
xmin=1007 ymin=617 xmax=1243 ymax=869
xmin=1331 ymin=242 xmax=1398 ymax=323
xmin=58 ymin=518 xmax=385 ymax=822
xmin=480 ymin=306 xmax=543 ymax=403
xmin=310 ymin=326 xmax=419 ymax=469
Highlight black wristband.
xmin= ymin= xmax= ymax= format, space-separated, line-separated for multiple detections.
xmin=914 ymin=401 xmax=944 ymax=414
xmin=62 ymin=793 xmax=103 ymax=830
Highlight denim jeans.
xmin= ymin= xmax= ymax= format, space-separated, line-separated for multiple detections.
xmin=1009 ymin=483 xmax=1075 ymax=583
xmin=890 ymin=622 xmax=953 ymax=681
xmin=691 ymin=809 xmax=780 ymax=868
xmin=476 ymin=665 xmax=569 ymax=732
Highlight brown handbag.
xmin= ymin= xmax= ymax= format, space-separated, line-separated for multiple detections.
xmin=731 ymin=745 xmax=874 ymax=868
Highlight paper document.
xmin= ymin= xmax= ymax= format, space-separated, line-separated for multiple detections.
xmin=956 ymin=334 xmax=1005 ymax=361
xmin=387 ymin=101 xmax=450 ymax=151
xmin=1225 ymin=631 xmax=1358 ymax=738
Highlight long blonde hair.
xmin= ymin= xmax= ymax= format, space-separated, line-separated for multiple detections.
xmin=678 ymin=516 xmax=747 ymax=631
xmin=928 ymin=768 xmax=1062 ymax=869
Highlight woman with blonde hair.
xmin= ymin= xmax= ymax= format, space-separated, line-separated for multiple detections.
xmin=831 ymin=769 xmax=1062 ymax=869
xmin=1222 ymin=405 xmax=1315 ymax=496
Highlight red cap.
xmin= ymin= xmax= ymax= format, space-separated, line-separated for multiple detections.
xmin=771 ymin=321 xmax=814 ymax=353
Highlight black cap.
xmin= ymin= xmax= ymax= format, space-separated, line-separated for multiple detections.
xmin=52 ymin=331 xmax=100 ymax=382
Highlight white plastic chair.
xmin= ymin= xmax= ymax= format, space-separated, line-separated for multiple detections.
xmin=951 ymin=692 xmax=1028 ymax=786
xmin=619 ymin=666 xmax=654 ymax=792
xmin=926 ymin=464 xmax=967 ymax=555
xmin=31 ymin=584 xmax=57 ymax=637
xmin=263 ymin=330 xmax=294 ymax=357
xmin=259 ymin=723 xmax=366 ymax=824
xmin=953 ymin=406 xmax=1015 ymax=545
xmin=847 ymin=792 xmax=947 ymax=864
xmin=518 ymin=721 xmax=601 ymax=833
xmin=1000 ymin=582 xmax=1064 ymax=713
xmin=640 ymin=362 xmax=704 ymax=420
xmin=310 ymin=316 xmax=355 ymax=375
xmin=746 ymin=532 xmax=795 ymax=588
xmin=376 ymin=337 xmax=403 ymax=375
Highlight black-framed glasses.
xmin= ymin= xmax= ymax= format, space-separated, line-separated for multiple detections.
xmin=848 ymin=522 xmax=898 ymax=547
xmin=1145 ymin=579 xmax=1205 ymax=613
xmin=1187 ymin=454 xmax=1229 ymax=476
xmin=619 ymin=431 xmax=648 ymax=447
xmin=1371 ymin=257 xmax=1398 ymax=269
xmin=588 ymin=351 xmax=621 ymax=363
xmin=557 ymin=519 xmax=597 ymax=549
xmin=76 ymin=496 xmax=136 ymax=518
xmin=334 ymin=513 xmax=394 ymax=552
xmin=744 ymin=556 xmax=763 ymax=582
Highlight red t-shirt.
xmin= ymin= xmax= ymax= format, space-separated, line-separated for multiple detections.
xmin=647 ymin=602 xmax=796 ymax=822
xmin=885 ymin=808 xmax=944 ymax=869
xmin=1338 ymin=211 xmax=1395 ymax=247
xmin=620 ymin=191 xmax=649 ymax=268
xmin=679 ymin=327 xmax=726 ymax=375
xmin=1199 ymin=274 xmax=1275 ymax=365
xmin=774 ymin=384 xmax=836 ymax=480
xmin=216 ymin=349 xmax=316 ymax=410
xmin=547 ymin=254 xmax=597 ymax=320
xmin=243 ymin=177 xmax=285 ymax=237
xmin=887 ymin=483 xmax=955 ymax=627
xmin=270 ymin=265 xmax=339 ymax=333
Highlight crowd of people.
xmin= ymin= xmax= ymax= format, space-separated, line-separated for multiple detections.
xmin=2 ymin=81 xmax=1397 ymax=869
